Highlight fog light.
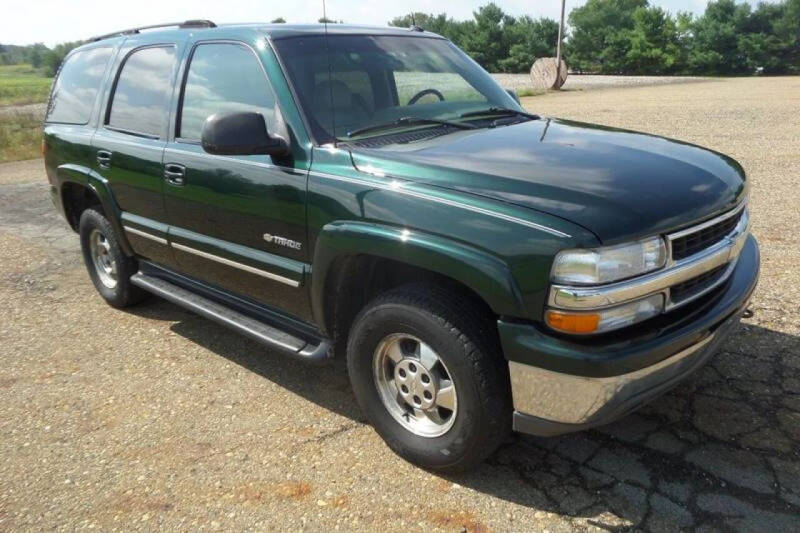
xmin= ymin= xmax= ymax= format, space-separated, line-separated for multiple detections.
xmin=546 ymin=293 xmax=664 ymax=335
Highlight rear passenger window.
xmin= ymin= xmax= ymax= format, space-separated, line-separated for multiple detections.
xmin=46 ymin=47 xmax=112 ymax=124
xmin=179 ymin=43 xmax=278 ymax=140
xmin=108 ymin=46 xmax=176 ymax=137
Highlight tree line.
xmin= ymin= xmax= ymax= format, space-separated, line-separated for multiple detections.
xmin=0 ymin=41 xmax=85 ymax=76
xmin=390 ymin=0 xmax=800 ymax=75
xmin=2 ymin=0 xmax=798 ymax=77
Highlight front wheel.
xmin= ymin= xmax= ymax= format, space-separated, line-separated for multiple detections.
xmin=347 ymin=284 xmax=512 ymax=472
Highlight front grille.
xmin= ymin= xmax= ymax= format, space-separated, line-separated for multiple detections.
xmin=670 ymin=264 xmax=727 ymax=302
xmin=671 ymin=209 xmax=743 ymax=260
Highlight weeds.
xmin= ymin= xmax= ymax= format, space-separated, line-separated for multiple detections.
xmin=0 ymin=112 xmax=42 ymax=162
xmin=0 ymin=64 xmax=53 ymax=107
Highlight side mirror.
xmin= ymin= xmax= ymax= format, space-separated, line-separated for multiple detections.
xmin=201 ymin=112 xmax=288 ymax=156
xmin=506 ymin=89 xmax=521 ymax=105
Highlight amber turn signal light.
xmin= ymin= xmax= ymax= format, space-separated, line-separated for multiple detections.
xmin=545 ymin=310 xmax=600 ymax=334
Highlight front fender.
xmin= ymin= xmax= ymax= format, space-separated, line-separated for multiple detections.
xmin=56 ymin=163 xmax=134 ymax=256
xmin=310 ymin=221 xmax=528 ymax=326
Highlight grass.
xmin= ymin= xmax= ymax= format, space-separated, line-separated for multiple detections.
xmin=0 ymin=112 xmax=42 ymax=162
xmin=0 ymin=64 xmax=53 ymax=107
xmin=515 ymin=88 xmax=548 ymax=97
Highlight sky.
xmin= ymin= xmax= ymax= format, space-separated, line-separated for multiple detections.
xmin=0 ymin=0 xmax=776 ymax=47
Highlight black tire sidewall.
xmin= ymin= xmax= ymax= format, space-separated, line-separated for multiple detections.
xmin=78 ymin=208 xmax=139 ymax=308
xmin=348 ymin=300 xmax=495 ymax=471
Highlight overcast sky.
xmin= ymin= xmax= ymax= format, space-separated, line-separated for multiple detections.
xmin=1 ymin=0 xmax=775 ymax=47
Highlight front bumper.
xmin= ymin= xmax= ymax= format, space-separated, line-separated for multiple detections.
xmin=503 ymin=234 xmax=759 ymax=437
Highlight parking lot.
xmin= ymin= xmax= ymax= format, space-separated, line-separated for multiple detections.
xmin=1 ymin=76 xmax=798 ymax=530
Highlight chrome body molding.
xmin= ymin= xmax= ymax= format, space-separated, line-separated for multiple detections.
xmin=123 ymin=223 xmax=300 ymax=288
xmin=549 ymin=205 xmax=749 ymax=311
xmin=123 ymin=225 xmax=168 ymax=245
xmin=509 ymin=332 xmax=718 ymax=424
xmin=171 ymin=242 xmax=300 ymax=287
xmin=309 ymin=170 xmax=572 ymax=238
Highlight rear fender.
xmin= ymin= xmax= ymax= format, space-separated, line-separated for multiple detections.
xmin=56 ymin=163 xmax=134 ymax=256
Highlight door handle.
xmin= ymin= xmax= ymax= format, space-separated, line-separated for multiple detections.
xmin=96 ymin=150 xmax=112 ymax=169
xmin=164 ymin=163 xmax=186 ymax=186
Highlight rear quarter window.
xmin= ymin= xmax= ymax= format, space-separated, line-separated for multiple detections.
xmin=46 ymin=47 xmax=113 ymax=124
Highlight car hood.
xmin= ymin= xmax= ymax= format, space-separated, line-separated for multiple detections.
xmin=349 ymin=118 xmax=747 ymax=244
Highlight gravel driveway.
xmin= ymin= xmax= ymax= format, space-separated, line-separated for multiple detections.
xmin=492 ymin=73 xmax=710 ymax=91
xmin=1 ymin=77 xmax=799 ymax=531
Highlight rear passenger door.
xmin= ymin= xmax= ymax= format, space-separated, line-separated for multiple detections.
xmin=92 ymin=40 xmax=182 ymax=268
xmin=163 ymin=41 xmax=310 ymax=319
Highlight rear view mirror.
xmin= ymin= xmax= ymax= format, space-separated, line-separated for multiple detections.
xmin=201 ymin=112 xmax=288 ymax=156
xmin=506 ymin=89 xmax=521 ymax=105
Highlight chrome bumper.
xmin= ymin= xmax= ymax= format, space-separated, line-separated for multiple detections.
xmin=510 ymin=305 xmax=743 ymax=434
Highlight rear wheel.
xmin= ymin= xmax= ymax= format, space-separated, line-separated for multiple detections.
xmin=79 ymin=207 xmax=146 ymax=308
xmin=347 ymin=283 xmax=511 ymax=472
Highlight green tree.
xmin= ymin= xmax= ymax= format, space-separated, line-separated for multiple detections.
xmin=385 ymin=0 xmax=799 ymax=76
xmin=498 ymin=16 xmax=560 ymax=73
xmin=270 ymin=17 xmax=286 ymax=23
xmin=388 ymin=12 xmax=454 ymax=35
xmin=461 ymin=3 xmax=513 ymax=72
xmin=625 ymin=6 xmax=683 ymax=74
xmin=567 ymin=0 xmax=647 ymax=73
xmin=739 ymin=0 xmax=800 ymax=73
xmin=686 ymin=0 xmax=752 ymax=74
xmin=43 ymin=41 xmax=82 ymax=77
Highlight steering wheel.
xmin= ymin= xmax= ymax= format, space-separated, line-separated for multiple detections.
xmin=407 ymin=88 xmax=445 ymax=105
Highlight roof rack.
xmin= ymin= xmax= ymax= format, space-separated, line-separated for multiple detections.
xmin=89 ymin=20 xmax=216 ymax=42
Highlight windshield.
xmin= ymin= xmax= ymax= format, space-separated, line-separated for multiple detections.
xmin=273 ymin=34 xmax=521 ymax=144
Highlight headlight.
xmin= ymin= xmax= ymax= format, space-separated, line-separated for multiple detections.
xmin=545 ymin=294 xmax=664 ymax=335
xmin=551 ymin=237 xmax=667 ymax=285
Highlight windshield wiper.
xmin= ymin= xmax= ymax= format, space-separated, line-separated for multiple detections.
xmin=345 ymin=116 xmax=476 ymax=139
xmin=459 ymin=107 xmax=540 ymax=121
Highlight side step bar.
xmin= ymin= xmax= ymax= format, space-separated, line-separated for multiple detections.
xmin=131 ymin=273 xmax=331 ymax=362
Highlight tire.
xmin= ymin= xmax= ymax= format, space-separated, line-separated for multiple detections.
xmin=347 ymin=283 xmax=512 ymax=472
xmin=78 ymin=207 xmax=146 ymax=308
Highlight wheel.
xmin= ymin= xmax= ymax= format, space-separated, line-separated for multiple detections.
xmin=78 ymin=207 xmax=146 ymax=308
xmin=347 ymin=283 xmax=512 ymax=472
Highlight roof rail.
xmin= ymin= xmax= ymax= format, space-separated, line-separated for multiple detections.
xmin=89 ymin=20 xmax=216 ymax=42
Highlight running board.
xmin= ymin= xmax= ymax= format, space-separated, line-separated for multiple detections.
xmin=130 ymin=273 xmax=331 ymax=362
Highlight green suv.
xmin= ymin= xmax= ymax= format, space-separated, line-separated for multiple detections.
xmin=43 ymin=21 xmax=759 ymax=471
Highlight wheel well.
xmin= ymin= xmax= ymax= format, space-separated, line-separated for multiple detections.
xmin=62 ymin=182 xmax=102 ymax=231
xmin=323 ymin=254 xmax=496 ymax=355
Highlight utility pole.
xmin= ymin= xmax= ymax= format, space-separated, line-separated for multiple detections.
xmin=555 ymin=0 xmax=566 ymax=89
